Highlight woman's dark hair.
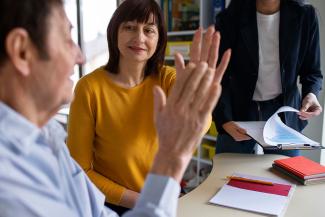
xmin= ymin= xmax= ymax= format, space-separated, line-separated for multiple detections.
xmin=105 ymin=0 xmax=167 ymax=77
xmin=0 ymin=0 xmax=63 ymax=65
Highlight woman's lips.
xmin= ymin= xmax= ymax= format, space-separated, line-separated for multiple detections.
xmin=128 ymin=46 xmax=146 ymax=52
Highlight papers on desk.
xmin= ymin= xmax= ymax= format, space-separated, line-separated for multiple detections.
xmin=236 ymin=106 xmax=323 ymax=150
xmin=209 ymin=173 xmax=295 ymax=217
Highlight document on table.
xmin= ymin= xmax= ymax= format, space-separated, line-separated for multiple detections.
xmin=209 ymin=173 xmax=296 ymax=217
xmin=235 ymin=106 xmax=322 ymax=150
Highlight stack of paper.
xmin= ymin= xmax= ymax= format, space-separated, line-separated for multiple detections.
xmin=273 ymin=156 xmax=325 ymax=185
xmin=209 ymin=173 xmax=295 ymax=216
xmin=236 ymin=106 xmax=323 ymax=150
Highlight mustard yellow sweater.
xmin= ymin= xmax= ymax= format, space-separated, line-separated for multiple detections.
xmin=67 ymin=66 xmax=176 ymax=205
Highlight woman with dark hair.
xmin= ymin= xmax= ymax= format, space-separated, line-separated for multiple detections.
xmin=67 ymin=0 xmax=173 ymax=214
xmin=213 ymin=0 xmax=322 ymax=156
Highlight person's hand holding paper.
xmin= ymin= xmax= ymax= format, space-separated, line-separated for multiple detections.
xmin=236 ymin=106 xmax=322 ymax=150
xmin=299 ymin=93 xmax=323 ymax=120
xmin=222 ymin=121 xmax=251 ymax=141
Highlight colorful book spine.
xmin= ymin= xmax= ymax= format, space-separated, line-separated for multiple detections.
xmin=168 ymin=0 xmax=172 ymax=31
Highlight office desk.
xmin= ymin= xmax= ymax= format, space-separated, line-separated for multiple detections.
xmin=178 ymin=153 xmax=324 ymax=217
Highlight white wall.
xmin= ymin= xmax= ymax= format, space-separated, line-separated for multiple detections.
xmin=301 ymin=0 xmax=325 ymax=164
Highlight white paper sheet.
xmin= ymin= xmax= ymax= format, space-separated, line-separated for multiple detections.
xmin=209 ymin=173 xmax=295 ymax=217
xmin=235 ymin=106 xmax=320 ymax=149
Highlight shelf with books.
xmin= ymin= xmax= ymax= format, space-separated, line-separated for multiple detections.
xmin=165 ymin=56 xmax=190 ymax=61
xmin=161 ymin=0 xmax=227 ymax=66
xmin=167 ymin=30 xmax=196 ymax=36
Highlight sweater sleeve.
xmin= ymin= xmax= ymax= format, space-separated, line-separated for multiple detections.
xmin=67 ymin=77 xmax=126 ymax=205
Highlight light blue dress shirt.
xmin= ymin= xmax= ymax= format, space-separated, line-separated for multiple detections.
xmin=0 ymin=102 xmax=180 ymax=217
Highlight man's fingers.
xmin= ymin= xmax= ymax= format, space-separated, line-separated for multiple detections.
xmin=200 ymin=26 xmax=215 ymax=62
xmin=191 ymin=67 xmax=214 ymax=111
xmin=200 ymin=49 xmax=230 ymax=113
xmin=208 ymin=31 xmax=220 ymax=68
xmin=214 ymin=49 xmax=231 ymax=83
xmin=177 ymin=62 xmax=207 ymax=108
xmin=200 ymin=82 xmax=222 ymax=115
xmin=189 ymin=28 xmax=202 ymax=63
xmin=153 ymin=86 xmax=166 ymax=122
xmin=174 ymin=52 xmax=185 ymax=72
xmin=168 ymin=53 xmax=188 ymax=104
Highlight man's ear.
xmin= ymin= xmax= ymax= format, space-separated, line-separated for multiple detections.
xmin=5 ymin=28 xmax=34 ymax=76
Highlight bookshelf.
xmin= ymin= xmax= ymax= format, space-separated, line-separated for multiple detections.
xmin=161 ymin=0 xmax=229 ymax=65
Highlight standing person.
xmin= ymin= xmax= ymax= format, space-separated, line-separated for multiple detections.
xmin=0 ymin=0 xmax=231 ymax=216
xmin=213 ymin=0 xmax=322 ymax=156
xmin=67 ymin=0 xmax=219 ymax=214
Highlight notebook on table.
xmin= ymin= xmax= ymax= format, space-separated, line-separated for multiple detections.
xmin=209 ymin=173 xmax=295 ymax=217
xmin=272 ymin=156 xmax=325 ymax=185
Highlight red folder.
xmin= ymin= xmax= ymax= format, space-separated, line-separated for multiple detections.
xmin=274 ymin=156 xmax=325 ymax=179
xmin=227 ymin=179 xmax=291 ymax=196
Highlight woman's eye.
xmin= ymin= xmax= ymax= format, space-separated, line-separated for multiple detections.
xmin=124 ymin=25 xmax=134 ymax=31
xmin=145 ymin=28 xmax=156 ymax=34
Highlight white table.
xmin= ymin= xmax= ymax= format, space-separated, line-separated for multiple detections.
xmin=177 ymin=153 xmax=324 ymax=217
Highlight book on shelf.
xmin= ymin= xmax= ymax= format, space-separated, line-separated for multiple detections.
xmin=161 ymin=0 xmax=227 ymax=32
xmin=161 ymin=0 xmax=200 ymax=31
xmin=172 ymin=0 xmax=199 ymax=31
xmin=235 ymin=106 xmax=324 ymax=150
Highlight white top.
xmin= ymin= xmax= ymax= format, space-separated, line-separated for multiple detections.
xmin=253 ymin=11 xmax=282 ymax=101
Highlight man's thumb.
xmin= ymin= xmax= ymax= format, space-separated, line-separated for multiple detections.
xmin=153 ymin=86 xmax=166 ymax=118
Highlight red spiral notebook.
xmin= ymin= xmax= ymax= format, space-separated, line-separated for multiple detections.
xmin=274 ymin=156 xmax=325 ymax=179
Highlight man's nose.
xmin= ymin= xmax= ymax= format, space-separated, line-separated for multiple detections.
xmin=75 ymin=45 xmax=85 ymax=65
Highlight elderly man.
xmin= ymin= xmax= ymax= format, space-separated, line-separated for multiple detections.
xmin=0 ymin=0 xmax=230 ymax=216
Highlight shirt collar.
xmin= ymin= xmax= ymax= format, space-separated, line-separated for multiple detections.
xmin=0 ymin=102 xmax=66 ymax=155
xmin=41 ymin=119 xmax=67 ymax=155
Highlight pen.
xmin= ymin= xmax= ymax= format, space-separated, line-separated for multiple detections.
xmin=226 ymin=176 xmax=274 ymax=186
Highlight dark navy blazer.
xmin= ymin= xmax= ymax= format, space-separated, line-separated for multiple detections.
xmin=213 ymin=0 xmax=323 ymax=133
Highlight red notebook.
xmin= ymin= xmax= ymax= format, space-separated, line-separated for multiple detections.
xmin=274 ymin=156 xmax=325 ymax=179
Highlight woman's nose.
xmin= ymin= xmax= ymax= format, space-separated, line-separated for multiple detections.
xmin=133 ymin=29 xmax=146 ymax=42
